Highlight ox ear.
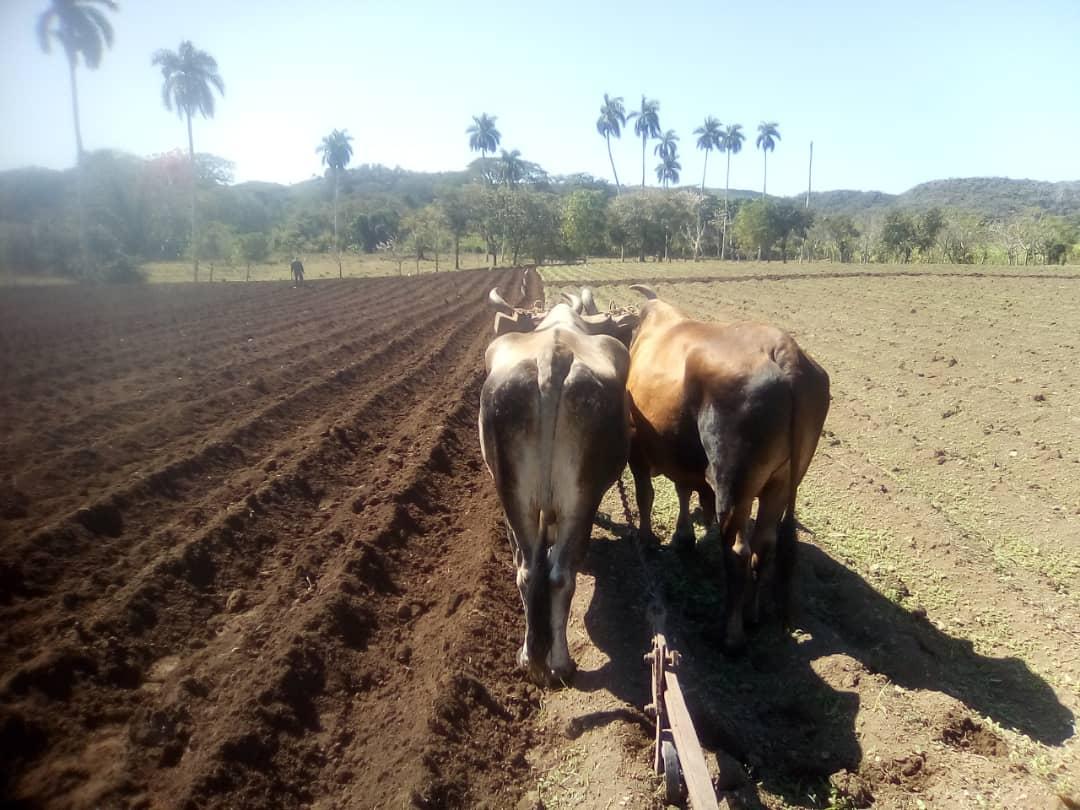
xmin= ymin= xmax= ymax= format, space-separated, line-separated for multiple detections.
xmin=629 ymin=283 xmax=658 ymax=300
xmin=488 ymin=287 xmax=516 ymax=315
xmin=580 ymin=287 xmax=599 ymax=315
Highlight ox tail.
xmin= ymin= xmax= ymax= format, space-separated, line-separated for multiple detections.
xmin=525 ymin=333 xmax=574 ymax=669
xmin=537 ymin=332 xmax=575 ymax=518
xmin=776 ymin=386 xmax=801 ymax=628
xmin=697 ymin=401 xmax=735 ymax=535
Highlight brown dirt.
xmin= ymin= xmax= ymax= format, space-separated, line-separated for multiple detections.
xmin=546 ymin=271 xmax=1080 ymax=809
xmin=5 ymin=266 xmax=1080 ymax=810
xmin=0 ymin=269 xmax=548 ymax=809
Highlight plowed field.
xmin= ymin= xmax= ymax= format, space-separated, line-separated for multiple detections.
xmin=3 ymin=265 xmax=1079 ymax=810
xmin=1 ymin=269 xmax=546 ymax=809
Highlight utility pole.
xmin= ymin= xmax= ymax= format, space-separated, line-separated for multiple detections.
xmin=806 ymin=140 xmax=813 ymax=209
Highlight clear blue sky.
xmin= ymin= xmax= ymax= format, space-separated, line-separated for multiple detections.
xmin=2 ymin=0 xmax=1078 ymax=195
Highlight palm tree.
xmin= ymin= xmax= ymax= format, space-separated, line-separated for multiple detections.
xmin=317 ymin=129 xmax=354 ymax=278
xmin=627 ymin=96 xmax=661 ymax=188
xmin=466 ymin=113 xmax=501 ymax=160
xmin=498 ymin=149 xmax=525 ymax=187
xmin=693 ymin=117 xmax=722 ymax=193
xmin=596 ymin=94 xmax=626 ymax=193
xmin=153 ymin=41 xmax=225 ymax=282
xmin=756 ymin=121 xmax=780 ymax=199
xmin=720 ymin=123 xmax=745 ymax=259
xmin=655 ymin=153 xmax=681 ymax=189
xmin=37 ymin=0 xmax=118 ymax=275
xmin=654 ymin=129 xmax=680 ymax=162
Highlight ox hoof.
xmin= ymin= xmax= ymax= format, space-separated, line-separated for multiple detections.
xmin=548 ymin=661 xmax=578 ymax=688
xmin=636 ymin=528 xmax=661 ymax=547
xmin=671 ymin=529 xmax=696 ymax=553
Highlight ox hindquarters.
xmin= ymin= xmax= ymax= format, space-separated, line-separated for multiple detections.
xmin=480 ymin=358 xmax=628 ymax=685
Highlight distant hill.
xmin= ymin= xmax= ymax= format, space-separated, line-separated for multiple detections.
xmin=802 ymin=177 xmax=1080 ymax=219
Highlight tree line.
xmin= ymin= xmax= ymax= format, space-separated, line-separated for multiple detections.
xmin=5 ymin=0 xmax=1077 ymax=281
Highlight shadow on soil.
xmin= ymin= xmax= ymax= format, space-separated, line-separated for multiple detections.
xmin=574 ymin=517 xmax=1074 ymax=808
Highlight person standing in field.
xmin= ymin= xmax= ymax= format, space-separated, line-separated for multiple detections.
xmin=290 ymin=257 xmax=305 ymax=286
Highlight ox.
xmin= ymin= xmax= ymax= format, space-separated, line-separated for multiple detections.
xmin=479 ymin=286 xmax=636 ymax=684
xmin=625 ymin=284 xmax=830 ymax=651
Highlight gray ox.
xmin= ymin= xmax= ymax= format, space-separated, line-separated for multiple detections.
xmin=479 ymin=286 xmax=636 ymax=685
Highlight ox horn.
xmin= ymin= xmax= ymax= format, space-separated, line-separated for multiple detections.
xmin=561 ymin=291 xmax=583 ymax=314
xmin=629 ymin=283 xmax=658 ymax=300
xmin=488 ymin=287 xmax=516 ymax=315
xmin=580 ymin=287 xmax=599 ymax=315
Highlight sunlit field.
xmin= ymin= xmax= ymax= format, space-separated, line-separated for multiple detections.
xmin=140 ymin=251 xmax=489 ymax=283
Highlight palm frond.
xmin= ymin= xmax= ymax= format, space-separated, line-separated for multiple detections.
xmin=36 ymin=9 xmax=55 ymax=52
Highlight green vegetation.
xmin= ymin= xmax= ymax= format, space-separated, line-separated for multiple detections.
xmin=36 ymin=0 xmax=118 ymax=276
xmin=756 ymin=121 xmax=781 ymax=198
xmin=316 ymin=128 xmax=354 ymax=277
xmin=152 ymin=39 xmax=225 ymax=282
xmin=6 ymin=5 xmax=1080 ymax=281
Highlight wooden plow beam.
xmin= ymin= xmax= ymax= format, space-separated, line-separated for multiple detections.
xmin=644 ymin=633 xmax=719 ymax=809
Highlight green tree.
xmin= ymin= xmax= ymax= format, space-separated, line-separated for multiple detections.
xmin=771 ymin=202 xmax=813 ymax=262
xmin=436 ymin=187 xmax=470 ymax=269
xmin=627 ymin=96 xmax=661 ymax=188
xmin=755 ymin=121 xmax=780 ymax=199
xmin=915 ymin=207 xmax=945 ymax=260
xmin=316 ymin=128 xmax=354 ymax=277
xmin=882 ymin=209 xmax=917 ymax=262
xmin=152 ymin=40 xmax=225 ymax=282
xmin=732 ymin=199 xmax=774 ymax=259
xmin=822 ymin=214 xmax=859 ymax=263
xmin=693 ymin=117 xmax=722 ymax=193
xmin=654 ymin=129 xmax=680 ymax=162
xmin=719 ymin=124 xmax=745 ymax=259
xmin=238 ymin=231 xmax=270 ymax=281
xmin=562 ymin=189 xmax=609 ymax=259
xmin=498 ymin=149 xmax=525 ymax=187
xmin=466 ymin=113 xmax=501 ymax=161
xmin=655 ymin=153 xmax=681 ymax=190
xmin=596 ymin=94 xmax=627 ymax=193
xmin=37 ymin=0 xmax=118 ymax=275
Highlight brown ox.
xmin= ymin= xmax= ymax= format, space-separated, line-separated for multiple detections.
xmin=479 ymin=287 xmax=637 ymax=684
xmin=626 ymin=284 xmax=830 ymax=651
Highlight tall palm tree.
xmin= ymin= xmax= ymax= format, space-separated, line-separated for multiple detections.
xmin=720 ymin=124 xmax=745 ymax=259
xmin=153 ymin=41 xmax=225 ymax=282
xmin=37 ymin=0 xmax=118 ymax=275
xmin=627 ymin=96 xmax=661 ymax=188
xmin=596 ymin=93 xmax=626 ymax=193
xmin=654 ymin=129 xmax=680 ymax=162
xmin=317 ymin=129 xmax=354 ymax=278
xmin=693 ymin=116 xmax=722 ymax=193
xmin=655 ymin=153 xmax=681 ymax=189
xmin=756 ymin=121 xmax=780 ymax=199
xmin=466 ymin=113 xmax=501 ymax=160
xmin=498 ymin=149 xmax=525 ymax=187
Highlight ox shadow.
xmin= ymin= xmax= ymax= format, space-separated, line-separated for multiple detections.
xmin=574 ymin=515 xmax=1074 ymax=807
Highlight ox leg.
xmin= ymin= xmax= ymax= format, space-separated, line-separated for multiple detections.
xmin=697 ymin=484 xmax=717 ymax=527
xmin=546 ymin=514 xmax=591 ymax=684
xmin=504 ymin=507 xmax=552 ymax=685
xmin=672 ymin=485 xmax=696 ymax=553
xmin=748 ymin=480 xmax=786 ymax=628
xmin=721 ymin=502 xmax=753 ymax=653
xmin=630 ymin=462 xmax=658 ymax=545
